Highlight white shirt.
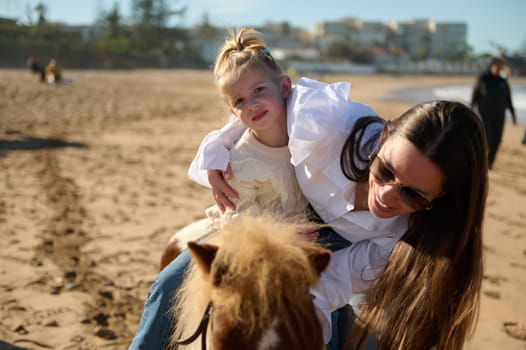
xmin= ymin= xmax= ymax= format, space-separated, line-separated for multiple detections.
xmin=188 ymin=77 xmax=409 ymax=342
xmin=217 ymin=128 xmax=308 ymax=219
xmin=171 ymin=129 xmax=308 ymax=246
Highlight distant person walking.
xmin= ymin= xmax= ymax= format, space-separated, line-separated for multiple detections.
xmin=471 ymin=57 xmax=517 ymax=168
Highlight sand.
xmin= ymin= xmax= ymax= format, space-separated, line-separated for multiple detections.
xmin=0 ymin=69 xmax=524 ymax=349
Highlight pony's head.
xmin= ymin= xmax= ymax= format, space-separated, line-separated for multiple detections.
xmin=171 ymin=215 xmax=331 ymax=350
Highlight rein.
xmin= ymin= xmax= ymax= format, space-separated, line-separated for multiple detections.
xmin=175 ymin=301 xmax=213 ymax=350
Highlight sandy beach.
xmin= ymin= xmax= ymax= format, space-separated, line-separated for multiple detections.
xmin=0 ymin=69 xmax=525 ymax=349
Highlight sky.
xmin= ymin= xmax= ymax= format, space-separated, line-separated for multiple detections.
xmin=1 ymin=0 xmax=525 ymax=55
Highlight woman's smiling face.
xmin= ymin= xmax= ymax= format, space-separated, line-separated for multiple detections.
xmin=368 ymin=135 xmax=445 ymax=218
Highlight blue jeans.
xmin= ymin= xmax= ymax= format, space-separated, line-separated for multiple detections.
xmin=317 ymin=228 xmax=377 ymax=349
xmin=327 ymin=305 xmax=378 ymax=350
xmin=319 ymin=228 xmax=352 ymax=350
xmin=129 ymin=249 xmax=191 ymax=350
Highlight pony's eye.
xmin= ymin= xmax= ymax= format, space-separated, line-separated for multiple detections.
xmin=213 ymin=273 xmax=222 ymax=286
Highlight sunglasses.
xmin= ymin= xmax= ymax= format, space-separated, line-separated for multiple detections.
xmin=369 ymin=153 xmax=433 ymax=211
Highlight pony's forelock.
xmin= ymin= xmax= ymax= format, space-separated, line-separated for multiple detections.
xmin=212 ymin=216 xmax=318 ymax=333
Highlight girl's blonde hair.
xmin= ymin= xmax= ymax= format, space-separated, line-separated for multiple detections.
xmin=214 ymin=28 xmax=283 ymax=92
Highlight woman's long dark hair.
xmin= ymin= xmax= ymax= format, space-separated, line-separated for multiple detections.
xmin=340 ymin=116 xmax=385 ymax=183
xmin=344 ymin=101 xmax=488 ymax=350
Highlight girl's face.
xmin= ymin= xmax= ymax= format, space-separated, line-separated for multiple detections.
xmin=221 ymin=68 xmax=291 ymax=142
xmin=368 ymin=135 xmax=445 ymax=218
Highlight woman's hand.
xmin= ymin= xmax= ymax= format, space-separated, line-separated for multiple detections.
xmin=208 ymin=165 xmax=239 ymax=213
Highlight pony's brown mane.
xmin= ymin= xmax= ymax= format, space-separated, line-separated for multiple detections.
xmin=170 ymin=215 xmax=321 ymax=349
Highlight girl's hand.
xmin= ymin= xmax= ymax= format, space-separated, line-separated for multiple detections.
xmin=208 ymin=165 xmax=239 ymax=213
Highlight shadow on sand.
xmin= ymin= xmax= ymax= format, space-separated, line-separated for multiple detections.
xmin=0 ymin=340 xmax=28 ymax=350
xmin=0 ymin=136 xmax=87 ymax=152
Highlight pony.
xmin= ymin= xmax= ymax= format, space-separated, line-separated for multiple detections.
xmin=168 ymin=214 xmax=331 ymax=350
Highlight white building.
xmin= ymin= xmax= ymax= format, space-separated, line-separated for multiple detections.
xmin=312 ymin=21 xmax=351 ymax=50
xmin=431 ymin=22 xmax=468 ymax=58
xmin=398 ymin=19 xmax=435 ymax=59
xmin=352 ymin=20 xmax=387 ymax=47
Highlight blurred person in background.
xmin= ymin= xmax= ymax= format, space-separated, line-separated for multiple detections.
xmin=471 ymin=57 xmax=517 ymax=168
xmin=45 ymin=58 xmax=62 ymax=84
xmin=27 ymin=55 xmax=45 ymax=82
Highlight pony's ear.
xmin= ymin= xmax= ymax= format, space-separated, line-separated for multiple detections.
xmin=302 ymin=245 xmax=331 ymax=276
xmin=188 ymin=241 xmax=219 ymax=276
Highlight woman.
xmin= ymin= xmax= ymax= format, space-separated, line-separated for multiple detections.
xmin=319 ymin=101 xmax=487 ymax=349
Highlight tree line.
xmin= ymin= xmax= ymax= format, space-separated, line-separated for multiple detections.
xmin=0 ymin=0 xmax=208 ymax=69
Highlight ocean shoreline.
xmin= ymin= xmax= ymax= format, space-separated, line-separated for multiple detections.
xmin=384 ymin=83 xmax=526 ymax=125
